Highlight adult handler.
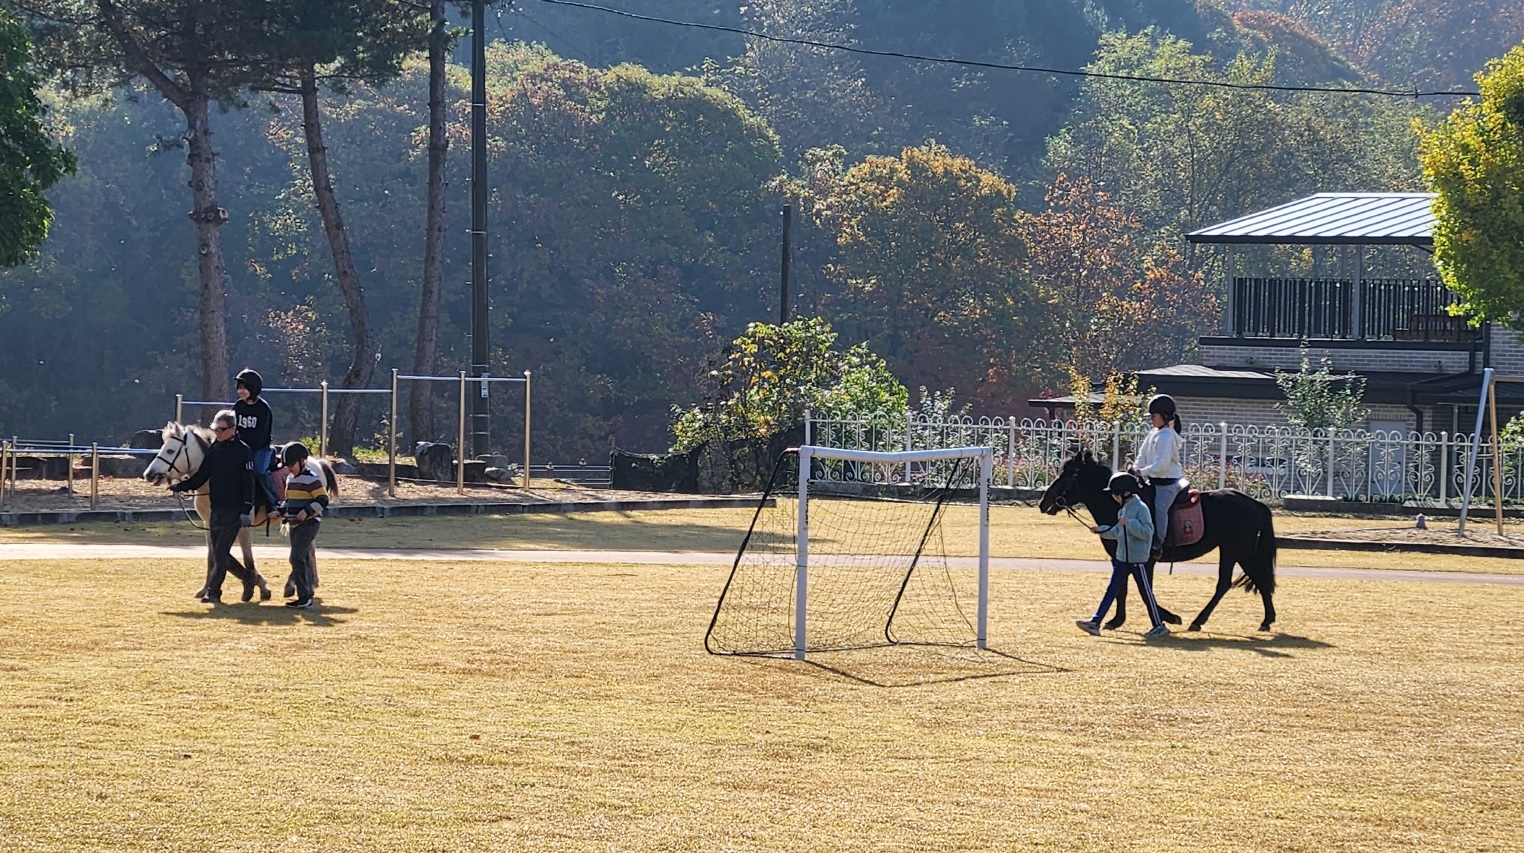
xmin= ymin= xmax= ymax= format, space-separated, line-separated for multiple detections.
xmin=170 ymin=409 xmax=268 ymax=604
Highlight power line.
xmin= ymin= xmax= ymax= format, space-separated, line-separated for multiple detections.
xmin=534 ymin=0 xmax=1480 ymax=99
xmin=496 ymin=0 xmax=595 ymax=64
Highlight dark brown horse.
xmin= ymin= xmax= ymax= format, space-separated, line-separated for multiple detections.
xmin=1039 ymin=450 xmax=1278 ymax=632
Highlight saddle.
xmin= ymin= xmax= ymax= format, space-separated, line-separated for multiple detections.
xmin=1166 ymin=485 xmax=1204 ymax=549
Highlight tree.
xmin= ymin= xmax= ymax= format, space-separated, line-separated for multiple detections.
xmin=671 ymin=317 xmax=907 ymax=451
xmin=1274 ymin=342 xmax=1368 ymax=431
xmin=708 ymin=0 xmax=895 ymax=163
xmin=1357 ymin=0 xmax=1524 ymax=92
xmin=1418 ymin=44 xmax=1524 ymax=330
xmin=791 ymin=143 xmax=1044 ymax=411
xmin=0 ymin=9 xmax=75 ymax=267
xmin=409 ymin=0 xmax=453 ymax=449
xmin=12 ymin=0 xmax=294 ymax=402
xmin=1045 ymin=29 xmax=1424 ymax=247
xmin=245 ymin=0 xmax=429 ymax=456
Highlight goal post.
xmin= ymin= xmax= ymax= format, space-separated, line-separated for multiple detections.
xmin=706 ymin=444 xmax=993 ymax=660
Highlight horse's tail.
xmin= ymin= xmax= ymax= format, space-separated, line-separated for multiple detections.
xmin=1234 ymin=499 xmax=1277 ymax=596
xmin=317 ymin=459 xmax=340 ymax=500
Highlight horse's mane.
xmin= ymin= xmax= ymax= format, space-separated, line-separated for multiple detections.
xmin=162 ymin=421 xmax=214 ymax=445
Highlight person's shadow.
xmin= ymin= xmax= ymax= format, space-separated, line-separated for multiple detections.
xmin=162 ymin=601 xmax=356 ymax=627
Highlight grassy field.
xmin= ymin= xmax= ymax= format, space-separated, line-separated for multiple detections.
xmin=0 ymin=552 xmax=1519 ymax=851
xmin=3 ymin=502 xmax=1521 ymax=574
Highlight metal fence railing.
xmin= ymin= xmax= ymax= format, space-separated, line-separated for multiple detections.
xmin=0 ymin=437 xmax=163 ymax=510
xmin=804 ymin=412 xmax=1524 ymax=506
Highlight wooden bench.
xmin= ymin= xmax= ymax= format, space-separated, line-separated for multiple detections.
xmin=1390 ymin=313 xmax=1471 ymax=342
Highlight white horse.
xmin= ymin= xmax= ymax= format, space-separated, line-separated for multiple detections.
xmin=143 ymin=422 xmax=338 ymax=601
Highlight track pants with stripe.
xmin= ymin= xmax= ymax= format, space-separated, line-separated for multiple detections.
xmin=1090 ymin=559 xmax=1164 ymax=629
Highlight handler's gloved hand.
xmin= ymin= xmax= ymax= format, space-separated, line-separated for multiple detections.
xmin=238 ymin=513 xmax=252 ymax=528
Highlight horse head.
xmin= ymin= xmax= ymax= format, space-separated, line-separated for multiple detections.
xmin=142 ymin=421 xmax=208 ymax=487
xmin=1038 ymin=450 xmax=1112 ymax=515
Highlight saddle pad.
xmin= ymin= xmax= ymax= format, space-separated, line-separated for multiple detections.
xmin=1167 ymin=499 xmax=1204 ymax=548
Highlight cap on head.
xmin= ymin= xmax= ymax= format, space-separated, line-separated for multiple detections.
xmin=281 ymin=442 xmax=310 ymax=467
xmin=234 ymin=368 xmax=263 ymax=397
xmin=1147 ymin=394 xmax=1176 ymax=417
xmin=1108 ymin=472 xmax=1140 ymax=495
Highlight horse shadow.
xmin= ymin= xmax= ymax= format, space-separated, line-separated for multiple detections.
xmin=161 ymin=601 xmax=357 ymax=627
xmin=1152 ymin=630 xmax=1332 ymax=659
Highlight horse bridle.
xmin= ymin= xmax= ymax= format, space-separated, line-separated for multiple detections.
xmin=152 ymin=431 xmax=212 ymax=530
xmin=150 ymin=432 xmax=199 ymax=486
xmin=1048 ymin=470 xmax=1093 ymax=527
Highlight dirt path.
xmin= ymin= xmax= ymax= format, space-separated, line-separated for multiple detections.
xmin=4 ymin=543 xmax=1521 ymax=585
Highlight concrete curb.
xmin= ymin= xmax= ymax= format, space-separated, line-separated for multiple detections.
xmin=1279 ymin=535 xmax=1524 ymax=559
xmin=0 ymin=496 xmax=767 ymax=528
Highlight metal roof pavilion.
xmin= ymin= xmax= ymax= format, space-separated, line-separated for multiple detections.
xmin=1187 ymin=192 xmax=1435 ymax=247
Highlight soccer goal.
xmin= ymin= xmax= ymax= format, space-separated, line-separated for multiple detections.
xmin=705 ymin=445 xmax=993 ymax=660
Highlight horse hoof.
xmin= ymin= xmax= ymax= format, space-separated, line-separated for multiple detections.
xmin=1104 ymin=619 xmax=1125 ymax=630
xmin=259 ymin=585 xmax=273 ymax=602
xmin=1260 ymin=621 xmax=1273 ymax=632
xmin=192 ymin=587 xmax=209 ymax=600
xmin=1187 ymin=623 xmax=1203 ymax=632
xmin=1162 ymin=613 xmax=1183 ymax=626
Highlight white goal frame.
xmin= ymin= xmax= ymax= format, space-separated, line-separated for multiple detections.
xmin=792 ymin=445 xmax=993 ymax=660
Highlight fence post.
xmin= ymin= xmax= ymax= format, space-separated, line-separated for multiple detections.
xmin=1007 ymin=420 xmax=1016 ymax=488
xmin=175 ymin=393 xmax=183 ymax=425
xmin=904 ymin=409 xmax=914 ymax=481
xmin=1325 ymin=430 xmax=1336 ymax=497
xmin=457 ymin=371 xmax=467 ymax=495
xmin=90 ymin=443 xmax=99 ymax=511
xmin=0 ymin=440 xmax=8 ymax=505
xmin=522 ymin=370 xmax=532 ymax=489
xmin=1111 ymin=421 xmax=1121 ymax=471
xmin=67 ymin=433 xmax=75 ymax=497
xmin=804 ymin=409 xmax=812 ymax=447
xmin=319 ymin=380 xmax=330 ymax=457
xmin=389 ymin=369 xmax=399 ymax=499
xmin=1439 ymin=431 xmax=1448 ymax=504
xmin=1218 ymin=422 xmax=1228 ymax=489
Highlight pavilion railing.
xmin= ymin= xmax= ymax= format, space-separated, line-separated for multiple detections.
xmin=1230 ymin=277 xmax=1472 ymax=341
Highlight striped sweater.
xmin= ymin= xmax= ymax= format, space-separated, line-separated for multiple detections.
xmin=280 ymin=463 xmax=330 ymax=522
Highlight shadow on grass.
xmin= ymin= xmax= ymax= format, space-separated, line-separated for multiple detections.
xmin=1156 ymin=630 xmax=1333 ymax=658
xmin=729 ymin=645 xmax=1070 ymax=688
xmin=161 ymin=600 xmax=356 ymax=627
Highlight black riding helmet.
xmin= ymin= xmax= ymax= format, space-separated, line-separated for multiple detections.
xmin=281 ymin=441 xmax=310 ymax=467
xmin=1147 ymin=393 xmax=1176 ymax=417
xmin=1108 ymin=472 xmax=1140 ymax=495
xmin=235 ymin=368 xmax=264 ymax=398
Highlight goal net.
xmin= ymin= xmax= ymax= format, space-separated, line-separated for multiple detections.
xmin=705 ymin=445 xmax=992 ymax=660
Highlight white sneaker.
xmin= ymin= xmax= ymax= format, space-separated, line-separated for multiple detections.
xmin=1143 ymin=625 xmax=1170 ymax=639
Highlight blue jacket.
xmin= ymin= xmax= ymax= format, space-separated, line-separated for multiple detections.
xmin=1097 ymin=494 xmax=1154 ymax=563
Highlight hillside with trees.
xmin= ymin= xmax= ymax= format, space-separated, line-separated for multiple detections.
xmin=0 ymin=0 xmax=1512 ymax=459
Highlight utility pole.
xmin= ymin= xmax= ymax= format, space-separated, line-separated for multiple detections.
xmin=779 ymin=204 xmax=793 ymax=324
xmin=469 ymin=0 xmax=490 ymax=456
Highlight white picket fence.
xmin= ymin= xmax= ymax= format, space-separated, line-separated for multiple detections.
xmin=804 ymin=413 xmax=1515 ymax=505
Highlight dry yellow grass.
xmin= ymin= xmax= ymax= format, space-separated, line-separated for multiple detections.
xmin=0 ymin=555 xmax=1519 ymax=851
xmin=3 ymin=503 xmax=1521 ymax=574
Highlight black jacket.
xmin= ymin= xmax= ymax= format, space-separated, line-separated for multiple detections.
xmin=171 ymin=438 xmax=254 ymax=512
xmin=233 ymin=396 xmax=274 ymax=451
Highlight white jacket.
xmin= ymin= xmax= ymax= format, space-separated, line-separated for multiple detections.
xmin=1134 ymin=426 xmax=1183 ymax=481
